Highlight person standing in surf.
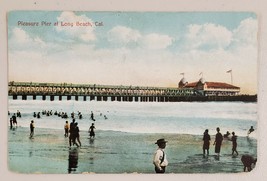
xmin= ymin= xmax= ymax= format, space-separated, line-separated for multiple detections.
xmin=89 ymin=123 xmax=96 ymax=139
xmin=247 ymin=126 xmax=255 ymax=136
xmin=74 ymin=122 xmax=81 ymax=147
xmin=231 ymin=132 xmax=238 ymax=156
xmin=69 ymin=119 xmax=77 ymax=147
xmin=203 ymin=129 xmax=211 ymax=157
xmin=30 ymin=120 xmax=35 ymax=138
xmin=153 ymin=138 xmax=168 ymax=173
xmin=90 ymin=111 xmax=95 ymax=121
xmin=64 ymin=121 xmax=69 ymax=137
xmin=213 ymin=127 xmax=223 ymax=156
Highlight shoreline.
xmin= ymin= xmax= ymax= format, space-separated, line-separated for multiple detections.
xmin=8 ymin=126 xmax=257 ymax=174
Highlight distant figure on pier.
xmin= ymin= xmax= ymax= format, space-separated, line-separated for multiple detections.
xmin=241 ymin=155 xmax=257 ymax=172
xmin=223 ymin=131 xmax=230 ymax=139
xmin=203 ymin=129 xmax=210 ymax=157
xmin=91 ymin=111 xmax=95 ymax=121
xmin=213 ymin=127 xmax=223 ymax=156
xmin=33 ymin=112 xmax=37 ymax=118
xmin=104 ymin=115 xmax=108 ymax=120
xmin=231 ymin=132 xmax=238 ymax=156
xmin=247 ymin=126 xmax=255 ymax=136
xmin=30 ymin=120 xmax=35 ymax=139
xmin=89 ymin=123 xmax=96 ymax=139
xmin=64 ymin=121 xmax=70 ymax=137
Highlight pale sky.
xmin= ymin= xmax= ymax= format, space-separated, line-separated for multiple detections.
xmin=8 ymin=11 xmax=258 ymax=94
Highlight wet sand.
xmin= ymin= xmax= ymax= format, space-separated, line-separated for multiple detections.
xmin=8 ymin=126 xmax=257 ymax=174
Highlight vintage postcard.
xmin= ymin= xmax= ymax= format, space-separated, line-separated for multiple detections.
xmin=7 ymin=11 xmax=257 ymax=174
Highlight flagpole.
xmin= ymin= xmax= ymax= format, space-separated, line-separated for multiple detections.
xmin=227 ymin=69 xmax=233 ymax=85
xmin=231 ymin=71 xmax=233 ymax=85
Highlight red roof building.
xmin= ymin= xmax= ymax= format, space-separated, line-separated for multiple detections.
xmin=178 ymin=78 xmax=240 ymax=96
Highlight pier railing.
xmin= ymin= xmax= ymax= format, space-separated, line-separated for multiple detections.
xmin=8 ymin=81 xmax=257 ymax=102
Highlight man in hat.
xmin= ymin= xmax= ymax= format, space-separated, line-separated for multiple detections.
xmin=153 ymin=138 xmax=168 ymax=173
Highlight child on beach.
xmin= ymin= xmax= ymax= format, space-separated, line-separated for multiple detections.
xmin=153 ymin=138 xmax=168 ymax=173
xmin=30 ymin=120 xmax=35 ymax=138
xmin=213 ymin=127 xmax=223 ymax=156
xmin=203 ymin=129 xmax=210 ymax=157
xmin=64 ymin=121 xmax=69 ymax=137
xmin=89 ymin=123 xmax=96 ymax=139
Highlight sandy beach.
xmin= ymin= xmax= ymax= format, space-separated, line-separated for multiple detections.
xmin=8 ymin=126 xmax=257 ymax=174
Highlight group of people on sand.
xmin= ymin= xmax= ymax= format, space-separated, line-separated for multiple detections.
xmin=9 ymin=110 xmax=21 ymax=129
xmin=202 ymin=127 xmax=255 ymax=158
xmin=206 ymin=127 xmax=238 ymax=157
xmin=64 ymin=118 xmax=96 ymax=148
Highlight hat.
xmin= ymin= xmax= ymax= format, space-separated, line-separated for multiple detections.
xmin=155 ymin=138 xmax=168 ymax=144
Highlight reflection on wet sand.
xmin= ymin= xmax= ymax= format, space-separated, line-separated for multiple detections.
xmin=68 ymin=148 xmax=78 ymax=173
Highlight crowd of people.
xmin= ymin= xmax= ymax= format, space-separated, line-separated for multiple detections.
xmin=8 ymin=110 xmax=256 ymax=173
xmin=153 ymin=126 xmax=256 ymax=174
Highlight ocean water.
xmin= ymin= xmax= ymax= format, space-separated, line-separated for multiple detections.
xmin=8 ymin=97 xmax=257 ymax=138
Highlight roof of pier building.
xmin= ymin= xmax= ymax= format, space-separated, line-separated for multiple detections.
xmin=185 ymin=81 xmax=240 ymax=90
xmin=179 ymin=78 xmax=240 ymax=90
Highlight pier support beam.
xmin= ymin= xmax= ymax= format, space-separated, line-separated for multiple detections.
xmin=33 ymin=95 xmax=36 ymax=100
xmin=59 ymin=95 xmax=62 ymax=101
xmin=117 ymin=96 xmax=121 ymax=102
xmin=83 ymin=96 xmax=86 ymax=101
xmin=103 ymin=96 xmax=107 ymax=101
xmin=50 ymin=95 xmax=54 ymax=101
xmin=13 ymin=95 xmax=17 ymax=100
xmin=22 ymin=95 xmax=27 ymax=100
xmin=42 ymin=95 xmax=46 ymax=100
xmin=67 ymin=95 xmax=71 ymax=100
xmin=90 ymin=96 xmax=95 ymax=101
xmin=75 ymin=96 xmax=78 ymax=101
xmin=111 ymin=96 xmax=115 ymax=101
xmin=97 ymin=96 xmax=102 ymax=101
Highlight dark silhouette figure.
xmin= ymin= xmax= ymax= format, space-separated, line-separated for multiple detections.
xmin=213 ymin=127 xmax=223 ymax=156
xmin=231 ymin=132 xmax=238 ymax=156
xmin=90 ymin=111 xmax=95 ymax=121
xmin=69 ymin=119 xmax=79 ymax=147
xmin=68 ymin=148 xmax=78 ymax=173
xmin=203 ymin=129 xmax=211 ymax=157
xmin=241 ymin=155 xmax=257 ymax=172
xmin=12 ymin=114 xmax=17 ymax=126
xmin=9 ymin=117 xmax=13 ymax=129
xmin=247 ymin=126 xmax=255 ymax=136
xmin=30 ymin=120 xmax=35 ymax=138
xmin=89 ymin=123 xmax=96 ymax=139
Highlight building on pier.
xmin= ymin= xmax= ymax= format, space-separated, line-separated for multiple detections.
xmin=178 ymin=77 xmax=240 ymax=96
